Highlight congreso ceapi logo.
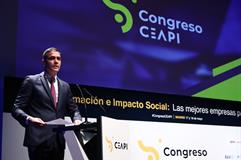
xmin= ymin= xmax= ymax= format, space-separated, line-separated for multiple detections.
xmin=105 ymin=136 xmax=128 ymax=152
xmin=102 ymin=0 xmax=137 ymax=33
xmin=102 ymin=0 xmax=203 ymax=44
xmin=138 ymin=139 xmax=208 ymax=160
xmin=138 ymin=140 xmax=160 ymax=160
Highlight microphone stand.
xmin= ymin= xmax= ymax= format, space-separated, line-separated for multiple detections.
xmin=76 ymin=84 xmax=91 ymax=124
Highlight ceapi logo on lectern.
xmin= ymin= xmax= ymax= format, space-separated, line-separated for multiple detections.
xmin=105 ymin=136 xmax=128 ymax=153
xmin=138 ymin=139 xmax=208 ymax=160
xmin=138 ymin=140 xmax=160 ymax=160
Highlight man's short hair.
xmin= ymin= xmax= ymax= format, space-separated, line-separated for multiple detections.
xmin=42 ymin=47 xmax=61 ymax=61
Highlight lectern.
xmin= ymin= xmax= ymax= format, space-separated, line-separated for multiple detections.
xmin=52 ymin=121 xmax=98 ymax=160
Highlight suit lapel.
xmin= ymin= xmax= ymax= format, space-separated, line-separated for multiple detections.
xmin=57 ymin=78 xmax=63 ymax=111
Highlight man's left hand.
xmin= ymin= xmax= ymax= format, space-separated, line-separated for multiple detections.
xmin=74 ymin=120 xmax=82 ymax=125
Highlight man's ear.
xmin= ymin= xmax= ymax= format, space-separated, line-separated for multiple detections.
xmin=42 ymin=58 xmax=46 ymax=67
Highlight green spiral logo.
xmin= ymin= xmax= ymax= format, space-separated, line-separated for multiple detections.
xmin=103 ymin=0 xmax=137 ymax=33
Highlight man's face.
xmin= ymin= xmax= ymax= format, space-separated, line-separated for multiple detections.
xmin=44 ymin=51 xmax=61 ymax=76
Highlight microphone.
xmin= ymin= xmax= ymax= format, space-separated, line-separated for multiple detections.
xmin=75 ymin=85 xmax=106 ymax=125
xmin=82 ymin=88 xmax=106 ymax=114
xmin=76 ymin=84 xmax=90 ymax=124
xmin=75 ymin=85 xmax=107 ymax=150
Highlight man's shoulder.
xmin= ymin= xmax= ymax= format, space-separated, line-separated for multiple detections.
xmin=26 ymin=72 xmax=43 ymax=79
xmin=24 ymin=72 xmax=44 ymax=83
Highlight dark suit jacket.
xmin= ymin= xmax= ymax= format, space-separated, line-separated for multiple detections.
xmin=12 ymin=72 xmax=81 ymax=148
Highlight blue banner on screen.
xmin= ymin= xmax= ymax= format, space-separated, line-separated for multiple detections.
xmin=14 ymin=0 xmax=241 ymax=96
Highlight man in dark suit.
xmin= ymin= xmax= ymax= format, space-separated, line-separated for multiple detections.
xmin=12 ymin=47 xmax=82 ymax=160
